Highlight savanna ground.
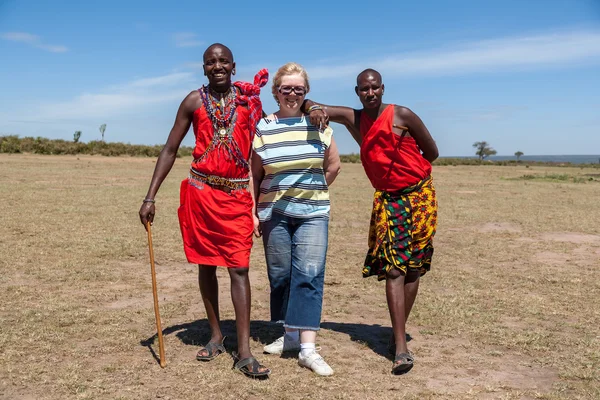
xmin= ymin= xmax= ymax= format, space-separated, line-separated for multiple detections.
xmin=0 ymin=154 xmax=599 ymax=400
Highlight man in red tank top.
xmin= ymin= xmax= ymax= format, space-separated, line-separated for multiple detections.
xmin=303 ymin=69 xmax=439 ymax=375
xmin=139 ymin=44 xmax=270 ymax=378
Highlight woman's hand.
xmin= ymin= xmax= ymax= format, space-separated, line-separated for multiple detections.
xmin=253 ymin=214 xmax=262 ymax=237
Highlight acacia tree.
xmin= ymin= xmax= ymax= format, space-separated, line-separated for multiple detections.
xmin=99 ymin=124 xmax=107 ymax=142
xmin=73 ymin=130 xmax=81 ymax=143
xmin=473 ymin=141 xmax=497 ymax=161
xmin=515 ymin=151 xmax=524 ymax=161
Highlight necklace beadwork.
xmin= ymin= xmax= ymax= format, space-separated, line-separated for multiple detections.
xmin=193 ymin=85 xmax=248 ymax=171
xmin=203 ymin=86 xmax=237 ymax=137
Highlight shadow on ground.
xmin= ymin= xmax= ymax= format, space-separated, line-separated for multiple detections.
xmin=140 ymin=319 xmax=278 ymax=365
xmin=141 ymin=320 xmax=411 ymax=365
xmin=321 ymin=322 xmax=412 ymax=360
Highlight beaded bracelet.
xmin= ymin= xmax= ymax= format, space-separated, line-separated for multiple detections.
xmin=307 ymin=105 xmax=323 ymax=113
xmin=143 ymin=198 xmax=155 ymax=204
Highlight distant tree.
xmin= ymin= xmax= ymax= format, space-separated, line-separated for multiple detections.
xmin=99 ymin=124 xmax=107 ymax=142
xmin=515 ymin=151 xmax=524 ymax=161
xmin=473 ymin=141 xmax=497 ymax=161
xmin=73 ymin=130 xmax=81 ymax=143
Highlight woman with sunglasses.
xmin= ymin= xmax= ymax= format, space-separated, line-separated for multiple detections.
xmin=251 ymin=62 xmax=340 ymax=376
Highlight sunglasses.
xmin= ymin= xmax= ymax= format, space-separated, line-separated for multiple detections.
xmin=278 ymin=85 xmax=307 ymax=96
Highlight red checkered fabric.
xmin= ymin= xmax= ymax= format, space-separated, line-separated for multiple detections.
xmin=234 ymin=68 xmax=269 ymax=133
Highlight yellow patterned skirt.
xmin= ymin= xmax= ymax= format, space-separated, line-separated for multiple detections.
xmin=362 ymin=176 xmax=437 ymax=280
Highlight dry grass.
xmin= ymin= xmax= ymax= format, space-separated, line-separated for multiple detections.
xmin=0 ymin=154 xmax=599 ymax=400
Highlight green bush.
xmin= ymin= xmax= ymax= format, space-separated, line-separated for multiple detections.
xmin=340 ymin=153 xmax=361 ymax=163
xmin=0 ymin=135 xmax=169 ymax=157
xmin=0 ymin=135 xmax=21 ymax=153
xmin=509 ymin=173 xmax=596 ymax=183
xmin=178 ymin=146 xmax=194 ymax=158
xmin=1 ymin=135 xmax=598 ymax=170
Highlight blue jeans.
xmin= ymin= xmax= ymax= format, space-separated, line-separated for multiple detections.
xmin=261 ymin=213 xmax=329 ymax=330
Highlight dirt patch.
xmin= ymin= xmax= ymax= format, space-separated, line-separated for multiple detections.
xmin=420 ymin=336 xmax=557 ymax=395
xmin=425 ymin=358 xmax=556 ymax=394
xmin=532 ymin=251 xmax=571 ymax=264
xmin=572 ymin=246 xmax=600 ymax=257
xmin=106 ymin=294 xmax=152 ymax=310
xmin=479 ymin=222 xmax=522 ymax=233
xmin=541 ymin=232 xmax=600 ymax=244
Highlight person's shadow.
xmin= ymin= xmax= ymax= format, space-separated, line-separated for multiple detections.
xmin=140 ymin=319 xmax=281 ymax=365
xmin=320 ymin=322 xmax=412 ymax=361
xmin=141 ymin=319 xmax=411 ymax=365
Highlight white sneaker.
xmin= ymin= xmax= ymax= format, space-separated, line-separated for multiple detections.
xmin=263 ymin=335 xmax=301 ymax=355
xmin=298 ymin=351 xmax=334 ymax=376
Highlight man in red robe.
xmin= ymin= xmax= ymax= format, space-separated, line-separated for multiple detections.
xmin=303 ymin=69 xmax=439 ymax=375
xmin=139 ymin=43 xmax=270 ymax=378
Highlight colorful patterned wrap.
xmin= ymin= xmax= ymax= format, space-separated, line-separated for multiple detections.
xmin=362 ymin=176 xmax=437 ymax=280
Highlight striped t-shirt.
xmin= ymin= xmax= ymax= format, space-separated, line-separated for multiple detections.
xmin=254 ymin=116 xmax=333 ymax=222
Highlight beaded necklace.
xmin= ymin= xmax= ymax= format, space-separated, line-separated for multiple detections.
xmin=202 ymin=86 xmax=237 ymax=137
xmin=194 ymin=85 xmax=249 ymax=171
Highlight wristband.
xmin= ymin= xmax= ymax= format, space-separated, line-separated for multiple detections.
xmin=143 ymin=198 xmax=155 ymax=204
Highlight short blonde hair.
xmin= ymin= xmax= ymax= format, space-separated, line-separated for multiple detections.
xmin=271 ymin=62 xmax=310 ymax=102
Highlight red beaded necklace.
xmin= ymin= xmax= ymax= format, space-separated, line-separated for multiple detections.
xmin=201 ymin=86 xmax=237 ymax=137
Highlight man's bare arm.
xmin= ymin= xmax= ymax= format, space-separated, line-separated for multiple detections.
xmin=303 ymin=99 xmax=362 ymax=144
xmin=396 ymin=106 xmax=439 ymax=163
xmin=139 ymin=91 xmax=198 ymax=227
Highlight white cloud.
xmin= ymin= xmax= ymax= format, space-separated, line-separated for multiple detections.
xmin=1 ymin=31 xmax=68 ymax=53
xmin=173 ymin=32 xmax=203 ymax=48
xmin=31 ymin=72 xmax=196 ymax=120
xmin=184 ymin=62 xmax=205 ymax=69
xmin=38 ymin=92 xmax=184 ymax=120
xmin=307 ymin=30 xmax=600 ymax=80
xmin=2 ymin=32 xmax=38 ymax=42
xmin=126 ymin=72 xmax=195 ymax=88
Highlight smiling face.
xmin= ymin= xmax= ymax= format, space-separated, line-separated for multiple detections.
xmin=275 ymin=73 xmax=307 ymax=117
xmin=355 ymin=70 xmax=384 ymax=110
xmin=202 ymin=44 xmax=235 ymax=92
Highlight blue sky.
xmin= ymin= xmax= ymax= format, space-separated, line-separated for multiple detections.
xmin=1 ymin=0 xmax=599 ymax=156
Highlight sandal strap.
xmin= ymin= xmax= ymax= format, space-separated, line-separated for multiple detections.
xmin=394 ymin=352 xmax=414 ymax=363
xmin=204 ymin=342 xmax=225 ymax=354
xmin=235 ymin=356 xmax=258 ymax=371
xmin=232 ymin=352 xmax=270 ymax=376
xmin=198 ymin=337 xmax=226 ymax=357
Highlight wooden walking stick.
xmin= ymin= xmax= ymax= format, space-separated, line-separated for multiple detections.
xmin=146 ymin=222 xmax=166 ymax=368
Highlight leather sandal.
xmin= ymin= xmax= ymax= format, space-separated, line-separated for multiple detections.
xmin=196 ymin=336 xmax=226 ymax=361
